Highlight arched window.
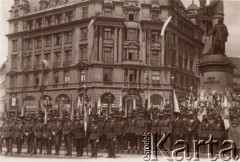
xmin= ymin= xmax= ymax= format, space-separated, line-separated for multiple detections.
xmin=101 ymin=93 xmax=115 ymax=104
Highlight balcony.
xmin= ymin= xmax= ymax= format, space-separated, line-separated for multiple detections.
xmin=23 ymin=65 xmax=32 ymax=71
xmin=151 ymin=58 xmax=161 ymax=66
xmin=53 ymin=62 xmax=61 ymax=68
xmin=102 ymin=58 xmax=114 ymax=64
xmin=33 ymin=64 xmax=41 ymax=70
xmin=63 ymin=60 xmax=71 ymax=67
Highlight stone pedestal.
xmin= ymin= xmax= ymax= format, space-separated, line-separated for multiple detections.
xmin=198 ymin=54 xmax=236 ymax=93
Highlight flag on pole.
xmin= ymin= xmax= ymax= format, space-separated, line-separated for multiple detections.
xmin=223 ymin=119 xmax=230 ymax=130
xmin=42 ymin=101 xmax=47 ymax=124
xmin=83 ymin=103 xmax=89 ymax=134
xmin=147 ymin=92 xmax=151 ymax=110
xmin=77 ymin=96 xmax=82 ymax=115
xmin=21 ymin=101 xmax=25 ymax=117
xmin=133 ymin=99 xmax=136 ymax=110
xmin=173 ymin=89 xmax=180 ymax=113
xmin=223 ymin=95 xmax=228 ymax=108
xmin=197 ymin=108 xmax=207 ymax=122
xmin=160 ymin=16 xmax=172 ymax=36
xmin=97 ymin=97 xmax=101 ymax=115
xmin=41 ymin=59 xmax=50 ymax=68
xmin=119 ymin=94 xmax=122 ymax=112
xmin=87 ymin=12 xmax=101 ymax=29
xmin=70 ymin=93 xmax=74 ymax=121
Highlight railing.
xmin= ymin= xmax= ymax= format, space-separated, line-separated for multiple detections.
xmin=63 ymin=60 xmax=72 ymax=67
xmin=53 ymin=62 xmax=61 ymax=68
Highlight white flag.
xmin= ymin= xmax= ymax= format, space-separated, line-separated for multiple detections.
xmin=173 ymin=89 xmax=180 ymax=113
xmin=42 ymin=59 xmax=50 ymax=68
xmin=119 ymin=94 xmax=122 ymax=111
xmin=223 ymin=95 xmax=228 ymax=108
xmin=133 ymin=99 xmax=136 ymax=110
xmin=160 ymin=16 xmax=172 ymax=36
xmin=87 ymin=12 xmax=100 ymax=29
xmin=97 ymin=97 xmax=101 ymax=115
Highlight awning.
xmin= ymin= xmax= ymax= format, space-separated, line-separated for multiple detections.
xmin=124 ymin=22 xmax=140 ymax=29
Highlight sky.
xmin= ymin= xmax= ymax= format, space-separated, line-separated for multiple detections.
xmin=0 ymin=0 xmax=240 ymax=67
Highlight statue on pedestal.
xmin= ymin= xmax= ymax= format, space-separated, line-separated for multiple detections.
xmin=209 ymin=17 xmax=228 ymax=54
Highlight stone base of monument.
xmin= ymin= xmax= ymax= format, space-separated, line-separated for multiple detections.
xmin=198 ymin=54 xmax=236 ymax=93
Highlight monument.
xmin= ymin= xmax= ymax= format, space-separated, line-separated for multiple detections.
xmin=198 ymin=0 xmax=236 ymax=94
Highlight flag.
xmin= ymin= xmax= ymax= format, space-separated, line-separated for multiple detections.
xmin=70 ymin=93 xmax=74 ymax=121
xmin=133 ymin=99 xmax=136 ymax=110
xmin=119 ymin=94 xmax=122 ymax=112
xmin=223 ymin=95 xmax=228 ymax=108
xmin=77 ymin=96 xmax=82 ymax=115
xmin=42 ymin=59 xmax=50 ymax=68
xmin=87 ymin=12 xmax=100 ymax=29
xmin=173 ymin=89 xmax=180 ymax=113
xmin=146 ymin=91 xmax=151 ymax=110
xmin=39 ymin=100 xmax=45 ymax=112
xmin=160 ymin=16 xmax=172 ymax=36
xmin=97 ymin=97 xmax=101 ymax=115
xmin=83 ymin=103 xmax=89 ymax=134
xmin=223 ymin=119 xmax=230 ymax=130
xmin=42 ymin=101 xmax=47 ymax=124
xmin=197 ymin=108 xmax=207 ymax=122
xmin=21 ymin=101 xmax=25 ymax=117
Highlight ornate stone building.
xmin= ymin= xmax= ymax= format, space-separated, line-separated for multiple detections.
xmin=6 ymin=0 xmax=204 ymax=115
xmin=0 ymin=62 xmax=6 ymax=119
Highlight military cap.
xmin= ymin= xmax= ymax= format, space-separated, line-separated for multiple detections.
xmin=38 ymin=117 xmax=42 ymax=121
xmin=66 ymin=115 xmax=70 ymax=119
xmin=17 ymin=118 xmax=21 ymax=121
xmin=188 ymin=111 xmax=194 ymax=115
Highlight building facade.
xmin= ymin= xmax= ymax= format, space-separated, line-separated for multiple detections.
xmin=6 ymin=0 xmax=204 ymax=115
xmin=0 ymin=62 xmax=6 ymax=119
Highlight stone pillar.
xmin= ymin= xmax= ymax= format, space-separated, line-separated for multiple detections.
xmin=99 ymin=27 xmax=103 ymax=62
xmin=118 ymin=28 xmax=122 ymax=62
xmin=114 ymin=28 xmax=118 ymax=63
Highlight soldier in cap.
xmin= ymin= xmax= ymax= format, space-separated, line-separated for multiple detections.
xmin=184 ymin=111 xmax=199 ymax=153
xmin=150 ymin=113 xmax=161 ymax=151
xmin=135 ymin=113 xmax=147 ymax=154
xmin=51 ymin=116 xmax=62 ymax=155
xmin=212 ymin=116 xmax=225 ymax=153
xmin=126 ymin=114 xmax=136 ymax=153
xmin=43 ymin=117 xmax=52 ymax=155
xmin=105 ymin=115 xmax=116 ymax=158
xmin=34 ymin=117 xmax=44 ymax=154
xmin=88 ymin=118 xmax=99 ymax=157
xmin=98 ymin=115 xmax=106 ymax=149
xmin=2 ymin=117 xmax=13 ymax=155
xmin=23 ymin=117 xmax=34 ymax=155
xmin=13 ymin=118 xmax=24 ymax=154
xmin=161 ymin=111 xmax=172 ymax=151
xmin=228 ymin=119 xmax=240 ymax=156
xmin=73 ymin=116 xmax=85 ymax=157
xmin=116 ymin=115 xmax=125 ymax=153
xmin=173 ymin=112 xmax=185 ymax=145
xmin=62 ymin=115 xmax=74 ymax=156
xmin=198 ymin=115 xmax=209 ymax=153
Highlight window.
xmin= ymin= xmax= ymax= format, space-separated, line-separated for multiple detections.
xmin=12 ymin=40 xmax=18 ymax=51
xmin=45 ymin=35 xmax=52 ymax=47
xmin=34 ymin=74 xmax=39 ymax=86
xmin=14 ymin=23 xmax=18 ymax=32
xmin=104 ymin=28 xmax=112 ymax=39
xmin=80 ymin=71 xmax=86 ymax=83
xmin=104 ymin=8 xmax=112 ymax=17
xmin=64 ymin=50 xmax=71 ymax=66
xmin=124 ymin=49 xmax=138 ymax=61
xmin=35 ymin=37 xmax=42 ymax=48
xmin=151 ymin=31 xmax=160 ymax=42
xmin=81 ymin=28 xmax=87 ymax=40
xmin=82 ymin=7 xmax=88 ymax=19
xmin=152 ymin=71 xmax=160 ymax=84
xmin=45 ymin=16 xmax=52 ymax=26
xmin=171 ymin=50 xmax=176 ymax=66
xmin=65 ymin=31 xmax=73 ymax=43
xmin=24 ymin=39 xmax=32 ymax=49
xmin=27 ymin=20 xmax=33 ymax=30
xmin=128 ymin=13 xmax=134 ymax=21
xmin=65 ymin=11 xmax=74 ymax=22
xmin=54 ymin=52 xmax=61 ymax=67
xmin=103 ymin=47 xmax=113 ymax=63
xmin=34 ymin=55 xmax=41 ymax=69
xmin=180 ymin=76 xmax=183 ymax=88
xmin=129 ymin=70 xmax=137 ymax=83
xmin=24 ymin=74 xmax=30 ymax=87
xmin=44 ymin=53 xmax=51 ymax=67
xmin=127 ymin=29 xmax=138 ymax=41
xmin=55 ymin=33 xmax=62 ymax=45
xmin=10 ymin=76 xmax=16 ymax=88
xmin=79 ymin=46 xmax=87 ymax=61
xmin=36 ymin=18 xmax=42 ymax=29
xmin=179 ymin=56 xmax=183 ymax=69
xmin=103 ymin=68 xmax=113 ymax=83
xmin=184 ymin=59 xmax=188 ymax=70
xmin=14 ymin=10 xmax=19 ymax=17
xmin=152 ymin=12 xmax=159 ymax=21
xmin=54 ymin=72 xmax=59 ymax=84
xmin=190 ymin=61 xmax=193 ymax=72
xmin=11 ymin=56 xmax=17 ymax=69
xmin=64 ymin=71 xmax=70 ymax=83
xmin=55 ymin=13 xmax=62 ymax=24
xmin=151 ymin=50 xmax=159 ymax=65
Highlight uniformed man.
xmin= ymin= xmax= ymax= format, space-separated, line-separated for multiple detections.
xmin=13 ymin=118 xmax=24 ymax=154
xmin=116 ymin=115 xmax=125 ymax=153
xmin=74 ymin=116 xmax=85 ymax=157
xmin=161 ymin=112 xmax=173 ymax=151
xmin=34 ymin=117 xmax=44 ymax=154
xmin=184 ymin=111 xmax=199 ymax=153
xmin=105 ymin=115 xmax=116 ymax=158
xmin=24 ymin=117 xmax=34 ymax=155
xmin=51 ymin=116 xmax=62 ymax=155
xmin=62 ymin=116 xmax=74 ymax=156
xmin=135 ymin=113 xmax=147 ymax=154
xmin=98 ymin=115 xmax=106 ymax=149
xmin=88 ymin=118 xmax=99 ymax=158
xmin=173 ymin=113 xmax=185 ymax=142
xmin=150 ymin=114 xmax=161 ymax=151
xmin=126 ymin=114 xmax=136 ymax=153
xmin=43 ymin=117 xmax=52 ymax=155
xmin=198 ymin=115 xmax=209 ymax=153
xmin=2 ymin=117 xmax=13 ymax=155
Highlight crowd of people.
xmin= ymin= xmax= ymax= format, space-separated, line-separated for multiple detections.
xmin=0 ymin=100 xmax=240 ymax=158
